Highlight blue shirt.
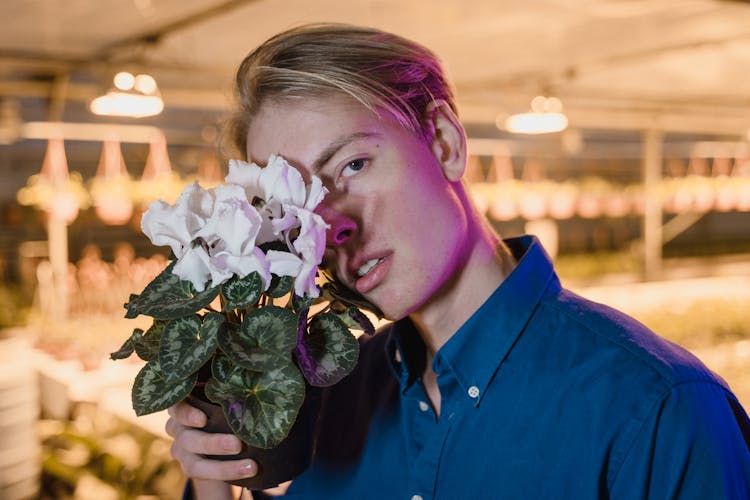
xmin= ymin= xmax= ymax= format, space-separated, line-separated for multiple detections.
xmin=278 ymin=235 xmax=750 ymax=499
xmin=180 ymin=235 xmax=750 ymax=499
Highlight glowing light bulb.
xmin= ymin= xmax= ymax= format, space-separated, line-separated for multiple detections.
xmin=135 ymin=74 xmax=157 ymax=94
xmin=114 ymin=72 xmax=135 ymax=91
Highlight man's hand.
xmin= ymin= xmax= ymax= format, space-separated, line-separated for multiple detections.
xmin=166 ymin=400 xmax=258 ymax=497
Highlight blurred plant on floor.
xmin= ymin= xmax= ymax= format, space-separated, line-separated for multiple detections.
xmin=38 ymin=402 xmax=183 ymax=500
xmin=555 ymin=251 xmax=641 ymax=282
xmin=631 ymin=298 xmax=750 ymax=350
xmin=0 ymin=284 xmax=31 ymax=330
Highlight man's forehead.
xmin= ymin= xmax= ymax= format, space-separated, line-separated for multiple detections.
xmin=245 ymin=98 xmax=386 ymax=173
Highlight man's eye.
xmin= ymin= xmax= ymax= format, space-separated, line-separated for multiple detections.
xmin=342 ymin=159 xmax=366 ymax=177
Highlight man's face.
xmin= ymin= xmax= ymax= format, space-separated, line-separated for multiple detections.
xmin=246 ymin=95 xmax=469 ymax=320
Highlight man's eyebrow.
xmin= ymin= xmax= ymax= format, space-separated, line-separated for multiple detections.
xmin=312 ymin=132 xmax=381 ymax=173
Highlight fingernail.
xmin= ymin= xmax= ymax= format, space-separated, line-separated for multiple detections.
xmin=240 ymin=460 xmax=257 ymax=477
xmin=190 ymin=412 xmax=206 ymax=427
xmin=222 ymin=436 xmax=242 ymax=453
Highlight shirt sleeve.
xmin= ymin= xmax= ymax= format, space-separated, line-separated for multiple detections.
xmin=610 ymin=380 xmax=750 ymax=499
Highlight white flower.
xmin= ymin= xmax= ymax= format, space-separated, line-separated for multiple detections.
xmin=142 ymin=181 xmax=270 ymax=292
xmin=172 ymin=245 xmax=212 ymax=291
xmin=141 ymin=181 xmax=214 ymax=260
xmin=261 ymin=154 xmax=308 ymax=207
xmin=225 ymin=159 xmax=263 ymax=201
xmin=304 ymin=175 xmax=327 ymax=211
xmin=291 ymin=207 xmax=327 ymax=264
xmin=227 ymin=155 xmax=328 ymax=215
xmin=196 ymin=184 xmax=270 ymax=288
xmin=143 ymin=155 xmax=329 ymax=296
xmin=266 ymin=207 xmax=328 ymax=297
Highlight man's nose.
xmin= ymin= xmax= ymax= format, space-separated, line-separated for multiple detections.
xmin=315 ymin=203 xmax=357 ymax=246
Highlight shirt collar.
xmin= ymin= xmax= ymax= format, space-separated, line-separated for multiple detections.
xmin=386 ymin=235 xmax=561 ymax=402
xmin=385 ymin=316 xmax=425 ymax=392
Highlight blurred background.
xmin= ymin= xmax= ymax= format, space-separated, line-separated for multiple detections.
xmin=1 ymin=0 xmax=749 ymax=498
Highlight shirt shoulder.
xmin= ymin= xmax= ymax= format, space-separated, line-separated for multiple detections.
xmin=529 ymin=287 xmax=749 ymax=492
xmin=541 ymin=287 xmax=728 ymax=391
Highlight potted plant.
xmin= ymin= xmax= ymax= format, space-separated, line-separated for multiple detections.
xmin=110 ymin=155 xmax=377 ymax=489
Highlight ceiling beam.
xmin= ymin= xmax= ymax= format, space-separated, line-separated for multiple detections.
xmin=94 ymin=0 xmax=260 ymax=62
xmin=2 ymin=83 xmax=749 ymax=137
xmin=0 ymin=80 xmax=230 ymax=111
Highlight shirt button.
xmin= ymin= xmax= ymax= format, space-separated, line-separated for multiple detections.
xmin=418 ymin=400 xmax=429 ymax=412
xmin=411 ymin=495 xmax=423 ymax=500
xmin=468 ymin=385 xmax=480 ymax=398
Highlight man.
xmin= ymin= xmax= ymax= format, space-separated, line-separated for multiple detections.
xmin=166 ymin=23 xmax=750 ymax=499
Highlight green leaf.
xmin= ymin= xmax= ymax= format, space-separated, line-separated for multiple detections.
xmin=296 ymin=312 xmax=359 ymax=387
xmin=110 ymin=328 xmax=143 ymax=360
xmin=211 ymin=354 xmax=246 ymax=386
xmin=221 ymin=272 xmax=263 ymax=310
xmin=333 ymin=306 xmax=376 ymax=336
xmin=319 ymin=273 xmax=383 ymax=318
xmin=160 ymin=313 xmax=223 ymax=384
xmin=204 ymin=360 xmax=305 ymax=448
xmin=217 ymin=306 xmax=297 ymax=371
xmin=132 ymin=360 xmax=198 ymax=416
xmin=266 ymin=275 xmax=293 ymax=298
xmin=292 ymin=294 xmax=314 ymax=314
xmin=124 ymin=262 xmax=220 ymax=320
xmin=134 ymin=320 xmax=168 ymax=361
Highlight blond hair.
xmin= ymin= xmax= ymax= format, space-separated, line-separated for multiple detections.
xmin=227 ymin=23 xmax=457 ymax=157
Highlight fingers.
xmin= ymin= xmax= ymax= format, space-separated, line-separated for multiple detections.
xmin=171 ymin=440 xmax=258 ymax=480
xmin=165 ymin=401 xmax=258 ymax=481
xmin=173 ymin=427 xmax=243 ymax=455
xmin=167 ymin=400 xmax=207 ymax=427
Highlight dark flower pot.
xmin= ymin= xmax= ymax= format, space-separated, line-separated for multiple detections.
xmin=185 ymin=384 xmax=321 ymax=490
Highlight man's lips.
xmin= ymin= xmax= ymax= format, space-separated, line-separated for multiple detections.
xmin=352 ymin=253 xmax=392 ymax=294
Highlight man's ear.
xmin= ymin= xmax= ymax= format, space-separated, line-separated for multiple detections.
xmin=424 ymin=100 xmax=467 ymax=182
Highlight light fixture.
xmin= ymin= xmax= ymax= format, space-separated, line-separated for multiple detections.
xmin=90 ymin=71 xmax=164 ymax=118
xmin=134 ymin=133 xmax=184 ymax=205
xmin=502 ymin=95 xmax=568 ymax=135
xmin=90 ymin=138 xmax=135 ymax=225
xmin=16 ymin=137 xmax=89 ymax=224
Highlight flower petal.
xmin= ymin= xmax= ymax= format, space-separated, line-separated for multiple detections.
xmin=295 ymin=261 xmax=320 ymax=298
xmin=199 ymin=197 xmax=262 ymax=256
xmin=266 ymin=250 xmax=303 ymax=277
xmin=304 ymin=175 xmax=328 ymax=211
xmin=225 ymin=159 xmax=264 ymax=201
xmin=140 ymin=200 xmax=191 ymax=257
xmin=261 ymin=154 xmax=307 ymax=207
xmin=214 ymin=247 xmax=271 ymax=289
xmin=291 ymin=208 xmax=328 ymax=265
xmin=172 ymin=246 xmax=212 ymax=291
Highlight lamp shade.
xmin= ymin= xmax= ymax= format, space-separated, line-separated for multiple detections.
xmin=16 ymin=137 xmax=87 ymax=224
xmin=90 ymin=139 xmax=134 ymax=225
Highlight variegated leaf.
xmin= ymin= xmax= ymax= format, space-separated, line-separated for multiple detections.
xmin=124 ymin=262 xmax=220 ymax=320
xmin=132 ymin=360 xmax=198 ymax=416
xmin=134 ymin=320 xmax=167 ymax=361
xmin=221 ymin=272 xmax=263 ymax=310
xmin=296 ymin=312 xmax=359 ymax=387
xmin=204 ymin=361 xmax=305 ymax=448
xmin=319 ymin=277 xmax=383 ymax=318
xmin=217 ymin=306 xmax=297 ymax=371
xmin=160 ymin=313 xmax=222 ymax=383
xmin=266 ymin=275 xmax=293 ymax=298
xmin=110 ymin=328 xmax=143 ymax=360
xmin=291 ymin=294 xmax=314 ymax=314
xmin=211 ymin=353 xmax=246 ymax=386
xmin=330 ymin=306 xmax=376 ymax=336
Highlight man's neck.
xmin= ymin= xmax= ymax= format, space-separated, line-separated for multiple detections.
xmin=410 ymin=226 xmax=515 ymax=358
